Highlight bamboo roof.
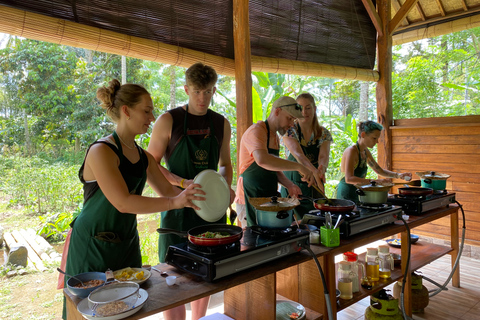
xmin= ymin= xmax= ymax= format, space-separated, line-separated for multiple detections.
xmin=0 ymin=0 xmax=479 ymax=80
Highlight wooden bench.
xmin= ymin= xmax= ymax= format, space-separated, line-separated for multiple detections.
xmin=3 ymin=228 xmax=61 ymax=271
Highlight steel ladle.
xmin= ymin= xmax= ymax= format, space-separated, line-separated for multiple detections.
xmin=57 ymin=267 xmax=86 ymax=287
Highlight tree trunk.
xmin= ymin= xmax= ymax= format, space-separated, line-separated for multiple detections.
xmin=85 ymin=49 xmax=93 ymax=64
xmin=121 ymin=56 xmax=127 ymax=84
xmin=359 ymin=81 xmax=369 ymax=121
xmin=23 ymin=108 xmax=30 ymax=156
xmin=169 ymin=65 xmax=176 ymax=108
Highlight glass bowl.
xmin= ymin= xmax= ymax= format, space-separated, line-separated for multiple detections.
xmin=88 ymin=281 xmax=140 ymax=317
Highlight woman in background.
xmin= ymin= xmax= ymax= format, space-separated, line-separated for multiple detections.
xmin=281 ymin=92 xmax=332 ymax=219
xmin=336 ymin=120 xmax=412 ymax=203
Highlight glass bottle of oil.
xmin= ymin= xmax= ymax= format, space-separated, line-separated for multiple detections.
xmin=378 ymin=245 xmax=394 ymax=279
xmin=337 ymin=261 xmax=355 ymax=300
xmin=366 ymin=247 xmax=380 ymax=281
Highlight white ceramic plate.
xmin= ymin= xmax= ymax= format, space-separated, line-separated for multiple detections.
xmin=112 ymin=267 xmax=151 ymax=285
xmin=192 ymin=169 xmax=229 ymax=222
xmin=77 ymin=288 xmax=148 ymax=320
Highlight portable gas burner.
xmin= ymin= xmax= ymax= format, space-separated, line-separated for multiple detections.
xmin=165 ymin=226 xmax=309 ymax=282
xmin=302 ymin=204 xmax=402 ymax=238
xmin=387 ymin=191 xmax=456 ymax=215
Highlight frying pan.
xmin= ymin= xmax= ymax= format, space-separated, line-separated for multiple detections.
xmin=300 ymin=195 xmax=356 ymax=213
xmin=157 ymin=224 xmax=243 ymax=246
xmin=398 ymin=187 xmax=433 ymax=196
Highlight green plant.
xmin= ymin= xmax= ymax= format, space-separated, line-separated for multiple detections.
xmin=38 ymin=211 xmax=73 ymax=241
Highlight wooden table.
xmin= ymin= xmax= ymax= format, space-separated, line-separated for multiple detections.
xmin=65 ymin=205 xmax=460 ymax=320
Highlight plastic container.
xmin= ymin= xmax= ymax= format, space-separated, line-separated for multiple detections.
xmin=88 ymin=281 xmax=140 ymax=317
xmin=320 ymin=226 xmax=340 ymax=247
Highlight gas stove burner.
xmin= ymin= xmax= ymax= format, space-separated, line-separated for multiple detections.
xmin=357 ymin=203 xmax=392 ymax=211
xmin=387 ymin=192 xmax=456 ymax=215
xmin=250 ymin=225 xmax=299 ymax=239
xmin=187 ymin=241 xmax=240 ymax=256
xmin=165 ymin=227 xmax=309 ymax=282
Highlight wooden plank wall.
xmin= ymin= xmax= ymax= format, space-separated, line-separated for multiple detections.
xmin=391 ymin=115 xmax=480 ymax=246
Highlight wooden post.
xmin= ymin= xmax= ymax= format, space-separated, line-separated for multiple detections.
xmin=376 ymin=0 xmax=393 ymax=170
xmin=233 ymin=0 xmax=253 ymax=166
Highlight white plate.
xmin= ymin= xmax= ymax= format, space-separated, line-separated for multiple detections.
xmin=192 ymin=169 xmax=229 ymax=222
xmin=112 ymin=267 xmax=151 ymax=285
xmin=77 ymin=288 xmax=148 ymax=320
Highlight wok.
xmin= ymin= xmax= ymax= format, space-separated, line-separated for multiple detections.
xmin=301 ymin=195 xmax=355 ymax=213
xmin=398 ymin=187 xmax=433 ymax=196
xmin=157 ymin=224 xmax=243 ymax=247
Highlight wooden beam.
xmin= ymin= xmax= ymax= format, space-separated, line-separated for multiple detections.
xmin=393 ymin=12 xmax=480 ymax=45
xmin=361 ymin=0 xmax=384 ymax=36
xmin=435 ymin=0 xmax=446 ymax=16
xmin=233 ymin=0 xmax=253 ymax=163
xmin=389 ymin=0 xmax=419 ymax=34
xmin=376 ymin=0 xmax=393 ymax=172
xmin=392 ymin=0 xmax=410 ymax=27
xmin=416 ymin=2 xmax=426 ymax=21
xmin=0 ymin=5 xmax=378 ymax=82
xmin=460 ymin=0 xmax=468 ymax=11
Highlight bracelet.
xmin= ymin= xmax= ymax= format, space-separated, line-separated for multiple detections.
xmin=180 ymin=179 xmax=186 ymax=189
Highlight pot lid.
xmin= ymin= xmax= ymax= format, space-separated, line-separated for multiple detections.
xmin=356 ymin=181 xmax=393 ymax=192
xmin=416 ymin=171 xmax=451 ymax=180
xmin=248 ymin=196 xmax=299 ymax=212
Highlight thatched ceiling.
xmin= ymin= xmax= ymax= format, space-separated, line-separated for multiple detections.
xmin=1 ymin=0 xmax=479 ymax=79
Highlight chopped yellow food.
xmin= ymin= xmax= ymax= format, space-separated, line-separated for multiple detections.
xmin=114 ymin=267 xmax=146 ymax=281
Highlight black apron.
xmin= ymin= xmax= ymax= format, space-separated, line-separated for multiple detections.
xmin=158 ymin=105 xmax=226 ymax=262
xmin=280 ymin=124 xmax=322 ymax=219
xmin=335 ymin=142 xmax=368 ymax=203
xmin=242 ymin=120 xmax=281 ymax=227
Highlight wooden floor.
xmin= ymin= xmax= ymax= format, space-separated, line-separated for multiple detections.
xmin=337 ymin=254 xmax=480 ymax=320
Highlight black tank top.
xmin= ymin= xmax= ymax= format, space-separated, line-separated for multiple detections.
xmin=165 ymin=106 xmax=225 ymax=162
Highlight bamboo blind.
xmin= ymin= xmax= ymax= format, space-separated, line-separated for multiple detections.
xmin=393 ymin=13 xmax=480 ymax=45
xmin=0 ymin=5 xmax=379 ymax=82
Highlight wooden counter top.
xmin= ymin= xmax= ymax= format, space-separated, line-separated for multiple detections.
xmin=65 ymin=204 xmax=460 ymax=320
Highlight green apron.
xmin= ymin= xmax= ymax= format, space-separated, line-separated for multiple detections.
xmin=335 ymin=142 xmax=368 ymax=203
xmin=63 ymin=132 xmax=146 ymax=319
xmin=243 ymin=120 xmax=281 ymax=227
xmin=280 ymin=125 xmax=322 ymax=219
xmin=158 ymin=105 xmax=226 ymax=262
